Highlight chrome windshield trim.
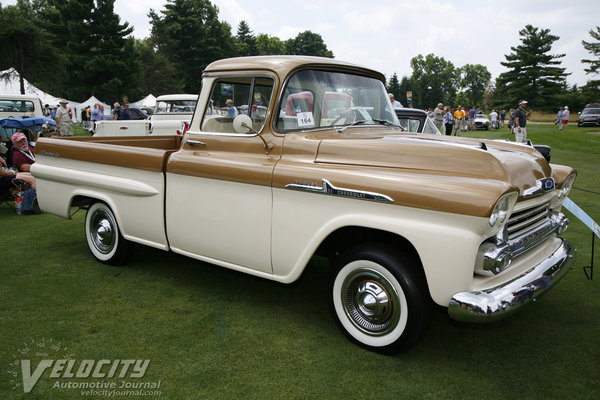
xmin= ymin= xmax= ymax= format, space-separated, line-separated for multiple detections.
xmin=285 ymin=179 xmax=393 ymax=203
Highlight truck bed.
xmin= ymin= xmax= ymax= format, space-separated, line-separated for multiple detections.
xmin=35 ymin=135 xmax=182 ymax=172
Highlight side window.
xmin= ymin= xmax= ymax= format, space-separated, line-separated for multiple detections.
xmin=202 ymin=76 xmax=273 ymax=134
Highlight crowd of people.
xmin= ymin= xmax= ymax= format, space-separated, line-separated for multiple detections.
xmin=418 ymin=100 xmax=573 ymax=143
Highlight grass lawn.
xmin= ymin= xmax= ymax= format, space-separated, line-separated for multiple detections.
xmin=1 ymin=124 xmax=599 ymax=399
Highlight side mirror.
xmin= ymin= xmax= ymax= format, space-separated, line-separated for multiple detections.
xmin=233 ymin=114 xmax=253 ymax=134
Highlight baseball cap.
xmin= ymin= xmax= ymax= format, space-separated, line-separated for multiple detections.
xmin=11 ymin=132 xmax=27 ymax=143
xmin=519 ymin=100 xmax=528 ymax=105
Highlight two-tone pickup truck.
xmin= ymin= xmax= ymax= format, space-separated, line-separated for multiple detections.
xmin=92 ymin=94 xmax=198 ymax=137
xmin=31 ymin=56 xmax=576 ymax=353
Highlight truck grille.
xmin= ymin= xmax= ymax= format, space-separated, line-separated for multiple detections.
xmin=506 ymin=202 xmax=550 ymax=240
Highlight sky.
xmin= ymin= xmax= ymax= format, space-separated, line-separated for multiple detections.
xmin=4 ymin=0 xmax=600 ymax=87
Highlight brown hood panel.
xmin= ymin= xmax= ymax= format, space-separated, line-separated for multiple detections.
xmin=316 ymin=135 xmax=552 ymax=195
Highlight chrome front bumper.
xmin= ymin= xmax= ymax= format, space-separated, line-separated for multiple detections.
xmin=448 ymin=239 xmax=575 ymax=323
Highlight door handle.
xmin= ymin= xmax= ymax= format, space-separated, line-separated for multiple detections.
xmin=186 ymin=140 xmax=206 ymax=146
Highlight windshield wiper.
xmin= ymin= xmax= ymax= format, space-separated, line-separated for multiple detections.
xmin=337 ymin=120 xmax=368 ymax=132
xmin=372 ymin=118 xmax=395 ymax=126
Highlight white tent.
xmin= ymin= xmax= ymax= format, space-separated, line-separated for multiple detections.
xmin=131 ymin=94 xmax=156 ymax=110
xmin=0 ymin=68 xmax=79 ymax=119
xmin=75 ymin=95 xmax=111 ymax=122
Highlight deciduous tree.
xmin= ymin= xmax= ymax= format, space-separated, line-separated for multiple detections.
xmin=149 ymin=0 xmax=235 ymax=93
xmin=285 ymin=31 xmax=333 ymax=58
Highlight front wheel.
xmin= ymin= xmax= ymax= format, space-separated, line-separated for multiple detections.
xmin=331 ymin=243 xmax=431 ymax=354
xmin=85 ymin=202 xmax=132 ymax=265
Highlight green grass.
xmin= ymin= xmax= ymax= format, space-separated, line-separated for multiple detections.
xmin=1 ymin=124 xmax=599 ymax=399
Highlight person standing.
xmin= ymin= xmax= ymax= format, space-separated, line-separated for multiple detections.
xmin=54 ymin=100 xmax=73 ymax=137
xmin=490 ymin=109 xmax=498 ymax=130
xmin=453 ymin=106 xmax=465 ymax=136
xmin=514 ymin=100 xmax=528 ymax=143
xmin=560 ymin=106 xmax=570 ymax=130
xmin=555 ymin=107 xmax=564 ymax=128
xmin=443 ymin=106 xmax=454 ymax=135
xmin=433 ymin=103 xmax=444 ymax=131
xmin=112 ymin=103 xmax=121 ymax=120
xmin=388 ymin=93 xmax=402 ymax=109
xmin=468 ymin=106 xmax=477 ymax=130
xmin=119 ymin=102 xmax=132 ymax=120
xmin=500 ymin=110 xmax=506 ymax=127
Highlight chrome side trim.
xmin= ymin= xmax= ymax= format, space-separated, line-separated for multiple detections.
xmin=285 ymin=179 xmax=393 ymax=203
xmin=449 ymin=239 xmax=575 ymax=323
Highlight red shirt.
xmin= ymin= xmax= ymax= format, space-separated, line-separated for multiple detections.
xmin=12 ymin=145 xmax=36 ymax=171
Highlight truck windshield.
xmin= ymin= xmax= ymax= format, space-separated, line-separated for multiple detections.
xmin=275 ymin=69 xmax=399 ymax=131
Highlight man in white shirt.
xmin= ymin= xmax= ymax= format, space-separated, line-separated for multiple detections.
xmin=388 ymin=93 xmax=402 ymax=109
xmin=54 ymin=100 xmax=73 ymax=136
xmin=490 ymin=110 xmax=498 ymax=130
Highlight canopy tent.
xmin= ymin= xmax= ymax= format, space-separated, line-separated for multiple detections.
xmin=75 ymin=95 xmax=111 ymax=122
xmin=0 ymin=68 xmax=79 ymax=118
xmin=131 ymin=94 xmax=156 ymax=110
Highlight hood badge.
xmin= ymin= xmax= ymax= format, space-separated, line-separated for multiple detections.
xmin=285 ymin=179 xmax=393 ymax=203
xmin=523 ymin=177 xmax=555 ymax=197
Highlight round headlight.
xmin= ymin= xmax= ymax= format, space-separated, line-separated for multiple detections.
xmin=488 ymin=192 xmax=518 ymax=233
xmin=551 ymin=174 xmax=576 ymax=209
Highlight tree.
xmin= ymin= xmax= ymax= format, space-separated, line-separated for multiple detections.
xmin=149 ymin=0 xmax=235 ymax=93
xmin=32 ymin=0 xmax=141 ymax=102
xmin=285 ymin=31 xmax=333 ymax=58
xmin=134 ymin=39 xmax=184 ymax=97
xmin=582 ymin=26 xmax=600 ymax=76
xmin=582 ymin=26 xmax=600 ymax=97
xmin=459 ymin=64 xmax=491 ymax=108
xmin=0 ymin=1 xmax=61 ymax=94
xmin=494 ymin=25 xmax=569 ymax=111
xmin=409 ymin=54 xmax=458 ymax=109
xmin=235 ymin=20 xmax=257 ymax=57
xmin=386 ymin=73 xmax=401 ymax=99
xmin=255 ymin=33 xmax=286 ymax=55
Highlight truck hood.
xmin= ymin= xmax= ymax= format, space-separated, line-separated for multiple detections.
xmin=315 ymin=133 xmax=552 ymax=194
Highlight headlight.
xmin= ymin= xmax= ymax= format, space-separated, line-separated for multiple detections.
xmin=487 ymin=192 xmax=518 ymax=236
xmin=550 ymin=174 xmax=576 ymax=209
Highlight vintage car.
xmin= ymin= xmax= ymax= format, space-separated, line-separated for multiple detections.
xmin=394 ymin=108 xmax=441 ymax=134
xmin=473 ymin=113 xmax=491 ymax=130
xmin=93 ymin=94 xmax=198 ymax=137
xmin=577 ymin=103 xmax=600 ymax=127
xmin=0 ymin=94 xmax=44 ymax=141
xmin=31 ymin=56 xmax=576 ymax=354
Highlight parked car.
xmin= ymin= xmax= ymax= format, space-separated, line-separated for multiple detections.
xmin=128 ymin=107 xmax=149 ymax=120
xmin=394 ymin=108 xmax=441 ymax=134
xmin=473 ymin=113 xmax=491 ymax=130
xmin=577 ymin=103 xmax=600 ymax=127
xmin=0 ymin=94 xmax=44 ymax=141
xmin=93 ymin=95 xmax=197 ymax=137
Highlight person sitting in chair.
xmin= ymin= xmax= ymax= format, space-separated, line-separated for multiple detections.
xmin=11 ymin=132 xmax=36 ymax=172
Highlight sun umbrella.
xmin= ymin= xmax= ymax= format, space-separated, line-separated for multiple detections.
xmin=0 ymin=116 xmax=57 ymax=128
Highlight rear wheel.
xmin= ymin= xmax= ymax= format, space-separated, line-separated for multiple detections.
xmin=331 ymin=243 xmax=431 ymax=354
xmin=85 ymin=202 xmax=132 ymax=265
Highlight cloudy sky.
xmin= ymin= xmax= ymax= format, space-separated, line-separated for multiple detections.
xmin=5 ymin=0 xmax=600 ymax=87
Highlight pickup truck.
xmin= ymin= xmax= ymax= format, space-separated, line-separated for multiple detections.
xmin=31 ymin=56 xmax=576 ymax=353
xmin=92 ymin=94 xmax=197 ymax=137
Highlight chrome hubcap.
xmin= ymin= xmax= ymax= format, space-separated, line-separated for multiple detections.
xmin=89 ymin=210 xmax=116 ymax=254
xmin=342 ymin=268 xmax=401 ymax=336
